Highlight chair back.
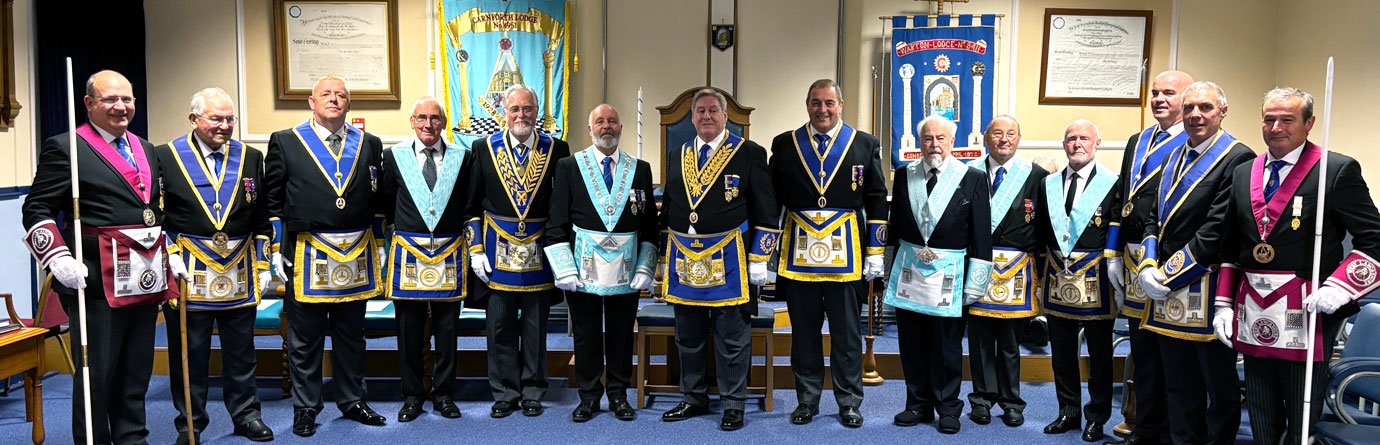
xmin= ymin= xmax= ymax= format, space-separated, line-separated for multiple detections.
xmin=1342 ymin=303 xmax=1380 ymax=360
xmin=656 ymin=86 xmax=753 ymax=181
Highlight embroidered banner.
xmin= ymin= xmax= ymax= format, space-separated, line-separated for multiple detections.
xmin=889 ymin=14 xmax=997 ymax=169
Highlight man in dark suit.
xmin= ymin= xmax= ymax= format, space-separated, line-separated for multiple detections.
xmin=545 ymin=104 xmax=657 ymax=423
xmin=264 ymin=75 xmax=389 ymax=437
xmin=1132 ymin=81 xmax=1252 ymax=444
xmin=886 ymin=115 xmax=992 ymax=435
xmin=158 ymin=87 xmax=274 ymax=444
xmin=768 ymin=79 xmax=886 ymax=428
xmin=463 ymin=84 xmax=571 ymax=418
xmin=22 ymin=69 xmax=172 ymax=445
xmin=1175 ymin=87 xmax=1380 ymax=444
xmin=658 ymin=88 xmax=779 ymax=431
xmin=379 ymin=97 xmax=474 ymax=423
xmin=1036 ymin=119 xmax=1123 ymax=443
xmin=965 ymin=115 xmax=1048 ymax=429
xmin=1107 ymin=70 xmax=1193 ymax=444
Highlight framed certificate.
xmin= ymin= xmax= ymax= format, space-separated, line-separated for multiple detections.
xmin=1038 ymin=8 xmax=1153 ymax=105
xmin=273 ymin=0 xmax=400 ymax=101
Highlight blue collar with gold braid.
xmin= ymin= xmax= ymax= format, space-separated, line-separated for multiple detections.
xmin=487 ymin=131 xmax=554 ymax=222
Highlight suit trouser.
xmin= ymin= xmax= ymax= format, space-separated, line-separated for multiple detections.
xmin=394 ymin=300 xmax=461 ymax=400
xmin=485 ymin=289 xmax=551 ymax=402
xmin=61 ymin=289 xmax=159 ymax=445
xmin=1127 ymin=317 xmax=1168 ymax=441
xmin=164 ymin=304 xmax=263 ymax=436
xmin=966 ymin=311 xmax=1028 ymax=412
xmin=780 ymin=278 xmax=864 ymax=408
xmin=281 ymin=237 xmax=369 ymax=412
xmin=1158 ymin=334 xmax=1241 ymax=445
xmin=1243 ymin=317 xmax=1343 ymax=444
xmin=567 ymin=291 xmax=639 ymax=403
xmin=896 ymin=308 xmax=965 ymax=416
xmin=1048 ymin=316 xmax=1114 ymax=422
xmin=673 ymin=301 xmax=754 ymax=411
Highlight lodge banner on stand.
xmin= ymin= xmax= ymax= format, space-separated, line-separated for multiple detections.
xmin=889 ymin=14 xmax=996 ymax=169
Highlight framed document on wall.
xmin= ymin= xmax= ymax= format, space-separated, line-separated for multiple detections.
xmin=1038 ymin=8 xmax=1152 ymax=105
xmin=274 ymin=0 xmax=400 ymax=101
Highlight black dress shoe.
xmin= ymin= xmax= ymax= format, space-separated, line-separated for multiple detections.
xmin=1082 ymin=421 xmax=1106 ymax=442
xmin=840 ymin=406 xmax=864 ymax=428
xmin=521 ymin=399 xmax=544 ymax=416
xmin=292 ymin=408 xmax=319 ymax=437
xmin=1002 ymin=408 xmax=1025 ymax=427
xmin=433 ymin=396 xmax=462 ymax=419
xmin=233 ymin=418 xmax=274 ymax=442
xmin=611 ymin=400 xmax=637 ymax=421
xmin=572 ymin=400 xmax=598 ymax=423
xmin=938 ymin=415 xmax=961 ymax=434
xmin=1104 ymin=434 xmax=1152 ymax=445
xmin=720 ymin=409 xmax=745 ymax=431
xmin=662 ymin=401 xmax=709 ymax=422
xmin=970 ymin=405 xmax=992 ymax=425
xmin=175 ymin=431 xmax=201 ymax=445
xmin=1044 ymin=415 xmax=1082 ymax=434
xmin=343 ymin=401 xmax=387 ymax=426
xmin=893 ymin=409 xmax=934 ymax=427
xmin=790 ymin=403 xmax=818 ymax=425
xmin=491 ymin=400 xmax=515 ymax=418
xmin=397 ymin=398 xmax=425 ymax=423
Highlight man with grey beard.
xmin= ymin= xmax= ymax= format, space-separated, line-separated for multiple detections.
xmin=463 ymin=84 xmax=571 ymax=418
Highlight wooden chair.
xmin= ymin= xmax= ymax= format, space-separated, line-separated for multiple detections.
xmin=654 ymin=86 xmax=754 ymax=181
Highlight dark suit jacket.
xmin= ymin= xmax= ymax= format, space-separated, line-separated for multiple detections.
xmin=888 ymin=160 xmax=992 ymax=261
xmin=155 ymin=137 xmax=269 ymax=239
xmin=989 ymin=161 xmax=1050 ymax=252
xmin=1138 ymin=136 xmax=1255 ymax=262
xmin=545 ymin=151 xmax=659 ymax=247
xmin=263 ymin=125 xmax=386 ymax=234
xmin=379 ymin=140 xmax=476 ymax=235
xmin=1035 ymin=163 xmax=1124 ymax=255
xmin=767 ymin=126 xmax=888 ymax=221
xmin=659 ymin=137 xmax=777 ymax=235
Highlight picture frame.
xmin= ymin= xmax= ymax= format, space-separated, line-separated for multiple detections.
xmin=273 ymin=0 xmax=401 ymax=101
xmin=1038 ymin=8 xmax=1153 ymax=105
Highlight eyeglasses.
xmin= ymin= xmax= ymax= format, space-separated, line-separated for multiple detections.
xmin=200 ymin=115 xmax=236 ymax=126
xmin=411 ymin=114 xmax=445 ymax=124
xmin=988 ymin=131 xmax=1019 ymax=141
xmin=505 ymin=105 xmax=537 ymax=115
xmin=98 ymin=96 xmax=136 ymax=106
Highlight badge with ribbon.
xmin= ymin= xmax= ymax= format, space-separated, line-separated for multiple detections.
xmin=852 ymin=165 xmax=864 ymax=191
xmin=1023 ymin=198 xmax=1035 ymax=223
xmin=369 ymin=166 xmax=378 ymax=192
xmin=724 ymin=174 xmax=740 ymax=202
xmin=244 ymin=177 xmax=256 ymax=203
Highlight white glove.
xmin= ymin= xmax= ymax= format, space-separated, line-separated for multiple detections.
xmin=49 ymin=254 xmax=88 ymax=289
xmin=1213 ymin=307 xmax=1235 ymax=347
xmin=271 ymin=252 xmax=292 ymax=279
xmin=1138 ymin=267 xmax=1171 ymax=301
xmin=748 ymin=261 xmax=769 ymax=286
xmin=1304 ymin=286 xmax=1351 ymax=314
xmin=168 ymin=253 xmax=189 ymax=281
xmin=554 ymin=275 xmax=581 ymax=292
xmin=1106 ymin=257 xmax=1126 ymax=296
xmin=257 ymin=270 xmax=273 ymax=296
xmin=630 ymin=272 xmax=653 ymax=291
xmin=470 ymin=253 xmax=492 ymax=283
xmin=963 ymin=291 xmax=983 ymax=306
xmin=376 ymin=246 xmax=387 ymax=270
xmin=863 ymin=254 xmax=885 ymax=281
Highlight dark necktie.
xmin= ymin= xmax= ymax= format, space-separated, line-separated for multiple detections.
xmin=698 ymin=144 xmax=711 ymax=169
xmin=926 ymin=168 xmax=939 ymax=193
xmin=513 ymin=143 xmax=529 ymax=165
xmin=422 ymin=147 xmax=438 ymax=189
xmin=115 ymin=137 xmax=137 ymax=171
xmin=1178 ymin=149 xmax=1200 ymax=180
xmin=813 ymin=134 xmax=830 ymax=156
xmin=1152 ymin=129 xmax=1169 ymax=147
xmin=1065 ymin=172 xmax=1080 ymax=213
xmin=991 ymin=166 xmax=1006 ymax=195
xmin=601 ymin=156 xmax=614 ymax=191
xmin=326 ymin=134 xmax=342 ymax=156
xmin=209 ymin=151 xmax=224 ymax=181
xmin=1264 ymin=160 xmax=1287 ymax=202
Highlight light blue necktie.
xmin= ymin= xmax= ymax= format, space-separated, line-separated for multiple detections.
xmin=991 ymin=166 xmax=1006 ymax=195
xmin=813 ymin=134 xmax=830 ymax=156
xmin=115 ymin=137 xmax=137 ymax=171
xmin=601 ymin=156 xmax=614 ymax=191
xmin=698 ymin=144 xmax=711 ymax=169
xmin=1264 ymin=160 xmax=1287 ymax=202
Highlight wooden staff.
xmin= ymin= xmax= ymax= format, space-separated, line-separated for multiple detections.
xmin=65 ymin=57 xmax=95 ymax=445
xmin=178 ymin=291 xmax=195 ymax=444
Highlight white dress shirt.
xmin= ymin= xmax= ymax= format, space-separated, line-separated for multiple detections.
xmin=986 ymin=155 xmax=1019 ymax=189
xmin=195 ymin=135 xmax=228 ymax=181
xmin=310 ymin=119 xmax=348 ymax=145
xmin=693 ymin=130 xmax=728 ymax=159
xmin=1265 ymin=142 xmax=1305 ymax=182
xmin=1063 ymin=161 xmax=1097 ymax=206
xmin=413 ymin=138 xmax=445 ymax=168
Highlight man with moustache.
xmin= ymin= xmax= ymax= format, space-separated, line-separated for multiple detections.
xmin=886 ymin=115 xmax=992 ymax=435
xmin=1133 ymin=82 xmax=1252 ymax=444
xmin=158 ymin=87 xmax=274 ymax=443
xmin=965 ymin=115 xmax=1048 ymax=429
xmin=545 ymin=104 xmax=657 ymax=422
xmin=659 ymin=88 xmax=779 ymax=431
xmin=464 ymin=84 xmax=571 ymax=418
xmin=1037 ymin=119 xmax=1122 ymax=443
xmin=23 ymin=69 xmax=172 ymax=444
xmin=379 ymin=97 xmax=474 ymax=422
xmin=264 ymin=75 xmax=389 ymax=436
xmin=1170 ymin=87 xmax=1380 ymax=443
xmin=1107 ymin=70 xmax=1193 ymax=444
xmin=767 ymin=79 xmax=886 ymax=428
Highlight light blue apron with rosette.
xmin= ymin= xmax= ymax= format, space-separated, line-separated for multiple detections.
xmin=387 ymin=139 xmax=469 ymax=300
xmin=968 ymin=156 xmax=1039 ymax=318
xmin=885 ymin=158 xmax=968 ymax=318
xmin=662 ymin=222 xmax=751 ymax=307
xmin=543 ymin=149 xmax=656 ymax=296
xmin=1042 ymin=163 xmax=1118 ymax=319
xmin=167 ymin=134 xmax=260 ymax=310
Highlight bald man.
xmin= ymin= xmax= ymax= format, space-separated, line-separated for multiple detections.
xmin=380 ymin=97 xmax=476 ymax=422
xmin=544 ymin=104 xmax=657 ymax=422
xmin=1106 ymin=70 xmax=1193 ymax=444
xmin=23 ymin=69 xmax=172 ymax=444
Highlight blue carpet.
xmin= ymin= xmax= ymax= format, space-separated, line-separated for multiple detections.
xmin=0 ymin=373 xmax=1255 ymax=444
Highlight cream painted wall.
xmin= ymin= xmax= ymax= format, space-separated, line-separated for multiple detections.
xmin=0 ymin=0 xmax=33 ymax=188
xmin=1175 ymin=0 xmax=1277 ymax=152
xmin=144 ymin=0 xmax=241 ymax=145
xmin=736 ymin=0 xmax=838 ymax=141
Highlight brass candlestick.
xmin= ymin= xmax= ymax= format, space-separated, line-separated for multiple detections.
xmin=862 ymin=278 xmax=884 ymax=385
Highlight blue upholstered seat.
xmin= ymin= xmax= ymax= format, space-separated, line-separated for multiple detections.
xmin=458 ymin=307 xmax=486 ymax=331
xmin=254 ymin=299 xmax=283 ymax=330
xmin=363 ymin=299 xmax=395 ymax=331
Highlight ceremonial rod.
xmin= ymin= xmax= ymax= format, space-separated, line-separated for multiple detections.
xmin=66 ymin=57 xmax=95 ymax=445
xmin=1300 ymin=56 xmax=1334 ymax=444
xmin=178 ymin=290 xmax=195 ymax=443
